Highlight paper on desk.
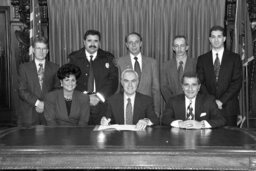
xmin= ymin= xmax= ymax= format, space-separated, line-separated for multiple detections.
xmin=95 ymin=124 xmax=142 ymax=131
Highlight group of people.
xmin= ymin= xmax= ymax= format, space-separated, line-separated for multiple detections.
xmin=17 ymin=25 xmax=242 ymax=130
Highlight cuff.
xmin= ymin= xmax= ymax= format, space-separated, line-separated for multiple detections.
xmin=143 ymin=118 xmax=153 ymax=126
xmin=35 ymin=100 xmax=40 ymax=107
xmin=170 ymin=120 xmax=182 ymax=127
xmin=202 ymin=120 xmax=211 ymax=128
xmin=96 ymin=92 xmax=105 ymax=102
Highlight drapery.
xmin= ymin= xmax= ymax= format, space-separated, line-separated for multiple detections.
xmin=47 ymin=0 xmax=225 ymax=65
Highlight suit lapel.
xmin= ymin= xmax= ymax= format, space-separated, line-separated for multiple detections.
xmin=31 ymin=61 xmax=42 ymax=93
xmin=195 ymin=94 xmax=202 ymax=120
xmin=58 ymin=90 xmax=69 ymax=119
xmin=178 ymin=95 xmax=186 ymax=120
xmin=133 ymin=93 xmax=140 ymax=123
xmin=117 ymin=93 xmax=125 ymax=124
xmin=217 ymin=50 xmax=228 ymax=83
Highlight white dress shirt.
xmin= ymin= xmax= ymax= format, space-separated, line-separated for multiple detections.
xmin=212 ymin=47 xmax=224 ymax=65
xmin=130 ymin=53 xmax=142 ymax=70
xmin=171 ymin=96 xmax=211 ymax=128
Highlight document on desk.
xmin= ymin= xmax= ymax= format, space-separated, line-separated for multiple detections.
xmin=94 ymin=124 xmax=142 ymax=131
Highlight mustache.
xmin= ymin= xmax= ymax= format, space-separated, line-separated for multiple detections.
xmin=89 ymin=45 xmax=97 ymax=48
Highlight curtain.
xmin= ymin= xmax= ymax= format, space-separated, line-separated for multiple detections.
xmin=47 ymin=0 xmax=225 ymax=66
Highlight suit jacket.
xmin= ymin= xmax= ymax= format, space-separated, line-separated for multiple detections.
xmin=161 ymin=57 xmax=197 ymax=102
xmin=196 ymin=50 xmax=242 ymax=117
xmin=162 ymin=93 xmax=226 ymax=128
xmin=68 ymin=48 xmax=118 ymax=99
xmin=105 ymin=92 xmax=159 ymax=125
xmin=44 ymin=89 xmax=90 ymax=126
xmin=18 ymin=60 xmax=59 ymax=126
xmin=117 ymin=55 xmax=161 ymax=116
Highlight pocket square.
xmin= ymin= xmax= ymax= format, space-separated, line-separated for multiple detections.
xmin=200 ymin=112 xmax=207 ymax=117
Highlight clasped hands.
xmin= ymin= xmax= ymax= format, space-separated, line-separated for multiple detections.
xmin=35 ymin=101 xmax=44 ymax=113
xmin=100 ymin=116 xmax=149 ymax=130
xmin=178 ymin=120 xmax=204 ymax=129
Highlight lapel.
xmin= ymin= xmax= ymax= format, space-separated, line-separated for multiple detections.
xmin=69 ymin=91 xmax=79 ymax=118
xmin=42 ymin=61 xmax=50 ymax=92
xmin=205 ymin=52 xmax=217 ymax=85
xmin=117 ymin=93 xmax=125 ymax=124
xmin=195 ymin=94 xmax=202 ymax=120
xmin=140 ymin=56 xmax=148 ymax=85
xmin=178 ymin=95 xmax=186 ymax=120
xmin=133 ymin=92 xmax=140 ymax=122
xmin=31 ymin=61 xmax=42 ymax=92
xmin=217 ymin=50 xmax=229 ymax=83
xmin=57 ymin=89 xmax=69 ymax=119
xmin=125 ymin=55 xmax=133 ymax=69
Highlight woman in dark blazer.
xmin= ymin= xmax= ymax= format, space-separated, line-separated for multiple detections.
xmin=44 ymin=64 xmax=90 ymax=126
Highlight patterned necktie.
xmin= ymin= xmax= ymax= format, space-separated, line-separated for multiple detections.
xmin=38 ymin=63 xmax=44 ymax=89
xmin=126 ymin=98 xmax=133 ymax=124
xmin=134 ymin=57 xmax=141 ymax=80
xmin=186 ymin=101 xmax=194 ymax=120
xmin=177 ymin=60 xmax=184 ymax=82
xmin=87 ymin=55 xmax=94 ymax=93
xmin=214 ymin=53 xmax=220 ymax=81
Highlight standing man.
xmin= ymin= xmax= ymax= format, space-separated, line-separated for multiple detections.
xmin=68 ymin=30 xmax=118 ymax=125
xmin=101 ymin=69 xmax=159 ymax=130
xmin=162 ymin=72 xmax=225 ymax=129
xmin=197 ymin=25 xmax=242 ymax=126
xmin=117 ymin=32 xmax=160 ymax=117
xmin=161 ymin=35 xmax=197 ymax=102
xmin=18 ymin=37 xmax=59 ymax=127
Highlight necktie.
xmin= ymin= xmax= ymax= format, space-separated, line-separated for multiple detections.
xmin=134 ymin=57 xmax=141 ymax=80
xmin=214 ymin=53 xmax=220 ymax=81
xmin=177 ymin=61 xmax=184 ymax=82
xmin=38 ymin=63 xmax=44 ymax=89
xmin=87 ymin=55 xmax=94 ymax=93
xmin=125 ymin=98 xmax=133 ymax=124
xmin=186 ymin=101 xmax=194 ymax=120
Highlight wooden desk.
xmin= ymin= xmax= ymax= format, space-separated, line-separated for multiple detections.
xmin=0 ymin=126 xmax=256 ymax=170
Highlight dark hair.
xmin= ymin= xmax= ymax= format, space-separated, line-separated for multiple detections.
xmin=173 ymin=35 xmax=188 ymax=45
xmin=209 ymin=25 xmax=225 ymax=37
xmin=57 ymin=63 xmax=81 ymax=80
xmin=125 ymin=32 xmax=142 ymax=42
xmin=33 ymin=37 xmax=48 ymax=48
xmin=181 ymin=72 xmax=201 ymax=84
xmin=83 ymin=30 xmax=101 ymax=41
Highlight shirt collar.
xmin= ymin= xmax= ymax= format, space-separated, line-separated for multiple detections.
xmin=124 ymin=92 xmax=136 ymax=102
xmin=212 ymin=47 xmax=224 ymax=63
xmin=85 ymin=50 xmax=97 ymax=61
xmin=34 ymin=59 xmax=45 ymax=69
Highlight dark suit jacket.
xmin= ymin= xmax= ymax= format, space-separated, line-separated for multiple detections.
xmin=18 ymin=61 xmax=59 ymax=126
xmin=105 ymin=92 xmax=159 ymax=125
xmin=68 ymin=48 xmax=118 ymax=98
xmin=44 ymin=89 xmax=90 ymax=126
xmin=117 ymin=55 xmax=161 ymax=116
xmin=162 ymin=93 xmax=226 ymax=128
xmin=161 ymin=57 xmax=197 ymax=102
xmin=196 ymin=50 xmax=242 ymax=117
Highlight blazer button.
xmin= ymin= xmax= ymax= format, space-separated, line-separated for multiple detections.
xmin=85 ymin=73 xmax=88 ymax=76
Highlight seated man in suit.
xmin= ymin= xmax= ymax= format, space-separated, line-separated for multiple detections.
xmin=162 ymin=72 xmax=225 ymax=129
xmin=101 ymin=69 xmax=159 ymax=130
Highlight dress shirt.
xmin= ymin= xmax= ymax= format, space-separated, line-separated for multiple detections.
xmin=212 ymin=47 xmax=224 ymax=65
xmin=176 ymin=56 xmax=187 ymax=70
xmin=130 ymin=53 xmax=142 ymax=70
xmin=34 ymin=59 xmax=46 ymax=107
xmin=171 ymin=96 xmax=211 ymax=128
xmin=123 ymin=93 xmax=153 ymax=125
xmin=83 ymin=50 xmax=105 ymax=102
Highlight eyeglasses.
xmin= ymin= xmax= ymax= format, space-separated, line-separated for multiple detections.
xmin=35 ymin=47 xmax=48 ymax=52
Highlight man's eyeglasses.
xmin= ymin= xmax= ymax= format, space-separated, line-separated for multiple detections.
xmin=35 ymin=47 xmax=48 ymax=52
